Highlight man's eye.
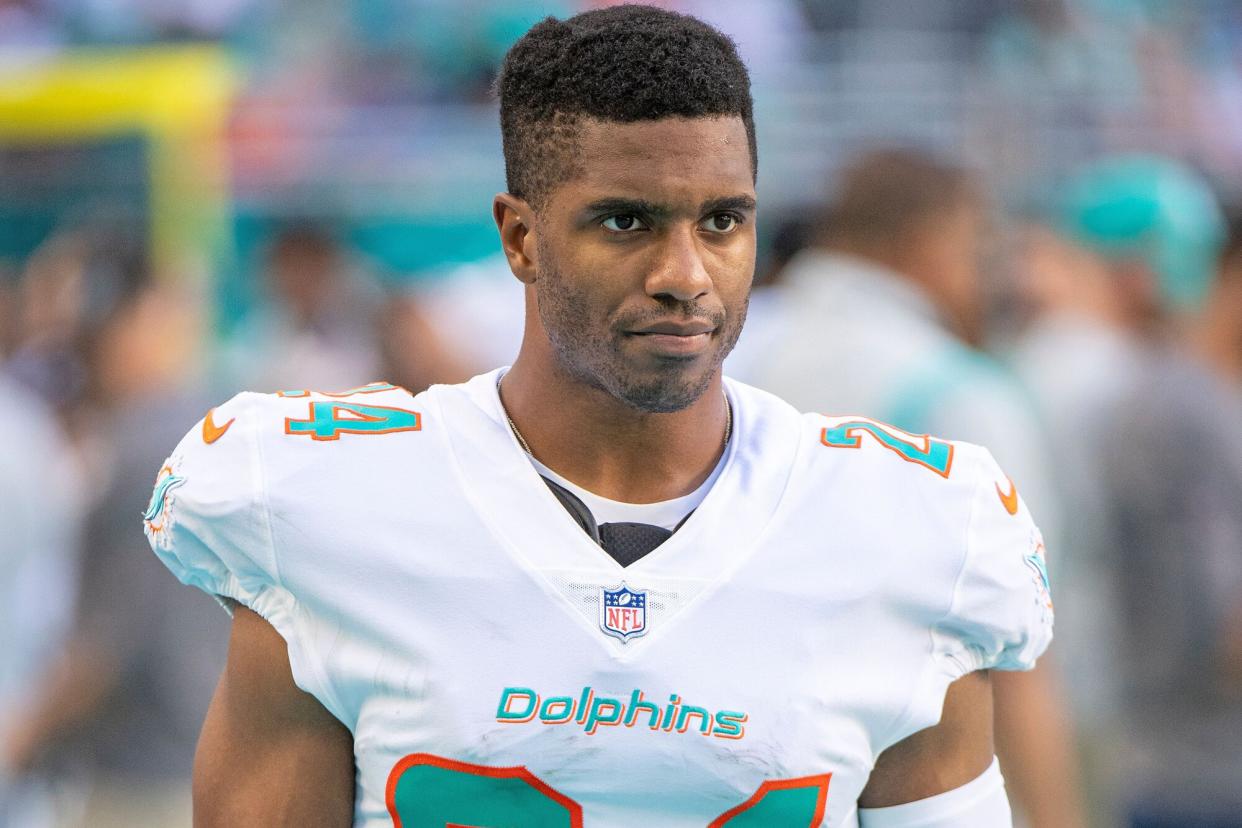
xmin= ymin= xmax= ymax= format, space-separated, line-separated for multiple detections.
xmin=601 ymin=215 xmax=647 ymax=232
xmin=700 ymin=213 xmax=741 ymax=233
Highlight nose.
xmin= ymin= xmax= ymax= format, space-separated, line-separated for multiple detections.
xmin=645 ymin=226 xmax=712 ymax=303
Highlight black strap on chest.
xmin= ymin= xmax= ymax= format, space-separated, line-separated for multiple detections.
xmin=597 ymin=522 xmax=673 ymax=567
xmin=539 ymin=476 xmax=683 ymax=567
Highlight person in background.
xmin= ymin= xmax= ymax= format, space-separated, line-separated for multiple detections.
xmin=745 ymin=148 xmax=1086 ymax=828
xmin=2 ymin=233 xmax=228 ymax=828
xmin=3 ymin=231 xmax=95 ymax=419
xmin=400 ymin=252 xmax=524 ymax=382
xmin=222 ymin=223 xmax=383 ymax=393
xmin=1190 ymin=210 xmax=1242 ymax=386
xmin=1007 ymin=223 xmax=1137 ymax=825
xmin=748 ymin=148 xmax=1062 ymax=539
xmin=1010 ymin=157 xmax=1230 ymax=823
xmin=723 ymin=214 xmax=811 ymax=382
xmin=1054 ymin=158 xmax=1242 ymax=828
xmin=0 ymin=366 xmax=83 ymax=828
xmin=376 ymin=288 xmax=476 ymax=393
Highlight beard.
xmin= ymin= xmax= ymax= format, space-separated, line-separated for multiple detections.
xmin=535 ymin=239 xmax=748 ymax=414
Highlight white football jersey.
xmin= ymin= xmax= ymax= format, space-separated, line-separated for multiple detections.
xmin=144 ymin=370 xmax=1052 ymax=827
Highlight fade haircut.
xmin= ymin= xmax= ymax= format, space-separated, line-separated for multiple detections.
xmin=497 ymin=4 xmax=756 ymax=209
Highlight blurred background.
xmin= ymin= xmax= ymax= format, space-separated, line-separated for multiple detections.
xmin=2 ymin=1 xmax=1242 ymax=826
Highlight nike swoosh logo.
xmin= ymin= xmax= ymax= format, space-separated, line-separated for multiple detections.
xmin=996 ymin=477 xmax=1019 ymax=516
xmin=202 ymin=408 xmax=235 ymax=444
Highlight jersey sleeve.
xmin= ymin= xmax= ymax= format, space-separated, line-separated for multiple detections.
xmin=142 ymin=392 xmax=344 ymax=720
xmin=143 ymin=392 xmax=276 ymax=609
xmin=938 ymin=446 xmax=1055 ymax=673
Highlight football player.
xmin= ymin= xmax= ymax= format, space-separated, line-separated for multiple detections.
xmin=146 ymin=6 xmax=1053 ymax=826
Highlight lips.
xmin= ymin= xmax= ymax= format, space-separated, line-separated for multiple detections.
xmin=622 ymin=319 xmax=717 ymax=358
xmin=626 ymin=320 xmax=717 ymax=337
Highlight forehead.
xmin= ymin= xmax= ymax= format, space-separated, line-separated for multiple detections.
xmin=564 ymin=116 xmax=753 ymax=207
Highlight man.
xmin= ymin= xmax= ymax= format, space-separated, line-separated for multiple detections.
xmin=5 ymin=234 xmax=227 ymax=828
xmin=1008 ymin=221 xmax=1139 ymax=824
xmin=146 ymin=8 xmax=1051 ymax=825
xmin=744 ymin=150 xmax=1083 ymax=827
xmin=1008 ymin=157 xmax=1228 ymax=822
xmin=220 ymin=223 xmax=383 ymax=393
xmin=1050 ymin=158 xmax=1242 ymax=826
xmin=0 ymin=367 xmax=82 ymax=827
xmin=744 ymin=150 xmax=1058 ymax=520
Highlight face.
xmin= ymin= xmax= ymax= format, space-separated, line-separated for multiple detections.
xmin=912 ymin=193 xmax=985 ymax=341
xmin=268 ymin=238 xmax=337 ymax=320
xmin=526 ymin=116 xmax=756 ymax=413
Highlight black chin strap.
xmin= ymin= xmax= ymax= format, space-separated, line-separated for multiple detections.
xmin=539 ymin=476 xmax=687 ymax=568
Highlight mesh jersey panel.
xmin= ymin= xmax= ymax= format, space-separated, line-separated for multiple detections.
xmin=599 ymin=523 xmax=674 ymax=567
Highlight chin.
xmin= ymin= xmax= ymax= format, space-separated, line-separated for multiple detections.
xmin=608 ymin=363 xmax=718 ymax=414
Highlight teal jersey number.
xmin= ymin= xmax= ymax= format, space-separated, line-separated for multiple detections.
xmin=821 ymin=418 xmax=954 ymax=478
xmin=285 ymin=402 xmax=421 ymax=442
xmin=709 ymin=775 xmax=831 ymax=827
xmin=386 ymin=754 xmax=582 ymax=827
xmin=386 ymin=754 xmax=829 ymax=827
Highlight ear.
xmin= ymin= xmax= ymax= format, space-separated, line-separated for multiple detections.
xmin=493 ymin=193 xmax=538 ymax=285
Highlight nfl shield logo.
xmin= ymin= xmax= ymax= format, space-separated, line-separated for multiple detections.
xmin=600 ymin=583 xmax=648 ymax=642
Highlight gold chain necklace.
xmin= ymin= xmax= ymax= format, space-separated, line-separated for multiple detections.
xmin=498 ymin=377 xmax=732 ymax=457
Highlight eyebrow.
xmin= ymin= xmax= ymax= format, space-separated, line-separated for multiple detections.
xmin=702 ymin=195 xmax=757 ymax=214
xmin=582 ymin=194 xmax=757 ymax=218
xmin=583 ymin=198 xmax=669 ymax=220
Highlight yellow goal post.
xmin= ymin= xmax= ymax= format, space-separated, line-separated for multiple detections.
xmin=0 ymin=45 xmax=237 ymax=284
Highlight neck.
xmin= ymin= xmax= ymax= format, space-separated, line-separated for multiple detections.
xmin=499 ymin=347 xmax=729 ymax=505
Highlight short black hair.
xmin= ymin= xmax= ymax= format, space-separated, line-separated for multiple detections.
xmin=497 ymin=4 xmax=756 ymax=208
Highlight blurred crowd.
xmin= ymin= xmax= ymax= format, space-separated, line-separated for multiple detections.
xmin=4 ymin=2 xmax=1242 ymax=828
xmin=734 ymin=150 xmax=1242 ymax=828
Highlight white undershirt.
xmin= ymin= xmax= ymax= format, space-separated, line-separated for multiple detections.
xmin=528 ymin=450 xmax=727 ymax=531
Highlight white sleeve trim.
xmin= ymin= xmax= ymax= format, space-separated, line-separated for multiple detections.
xmin=858 ymin=757 xmax=1011 ymax=827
